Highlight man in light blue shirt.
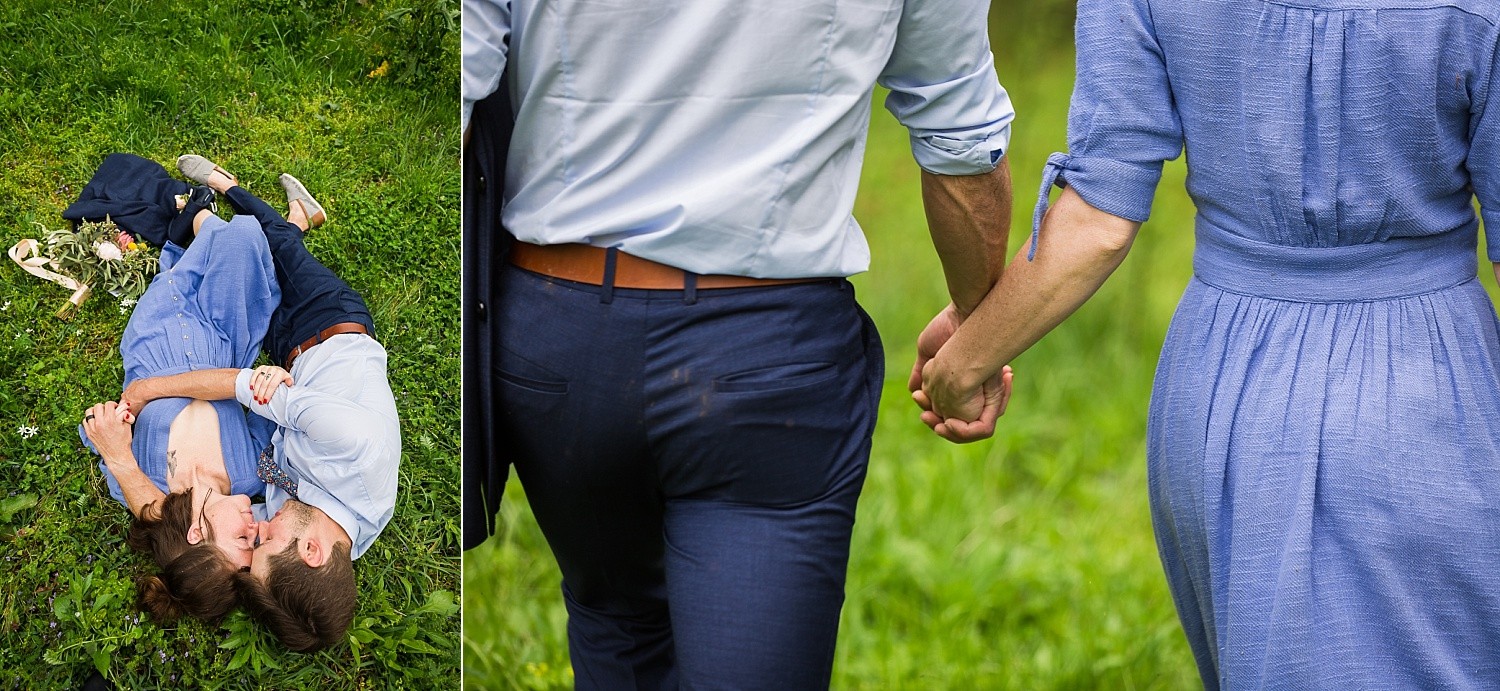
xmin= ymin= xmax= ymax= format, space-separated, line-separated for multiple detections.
xmin=464 ymin=0 xmax=1016 ymax=685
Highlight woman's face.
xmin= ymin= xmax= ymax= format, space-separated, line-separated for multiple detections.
xmin=194 ymin=488 xmax=257 ymax=569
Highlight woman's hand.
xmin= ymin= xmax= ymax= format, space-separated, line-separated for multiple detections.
xmin=82 ymin=401 xmax=136 ymax=466
xmin=916 ymin=359 xmax=1014 ymax=444
xmin=249 ymin=365 xmax=294 ymax=405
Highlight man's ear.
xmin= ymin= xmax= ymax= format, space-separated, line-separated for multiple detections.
xmin=187 ymin=523 xmax=204 ymax=545
xmin=299 ymin=535 xmax=329 ymax=568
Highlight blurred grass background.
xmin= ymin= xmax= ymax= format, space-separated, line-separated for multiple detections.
xmin=462 ymin=1 xmax=1494 ymax=689
xmin=0 ymin=0 xmax=459 ymax=687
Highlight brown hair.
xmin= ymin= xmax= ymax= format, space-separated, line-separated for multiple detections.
xmin=126 ymin=490 xmax=240 ymax=622
xmin=233 ymin=539 xmax=356 ymax=652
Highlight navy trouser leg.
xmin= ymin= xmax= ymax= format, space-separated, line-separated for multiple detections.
xmin=499 ymin=266 xmax=675 ymax=690
xmin=222 ymin=185 xmax=375 ymax=364
xmin=498 ymin=265 xmax=883 ymax=690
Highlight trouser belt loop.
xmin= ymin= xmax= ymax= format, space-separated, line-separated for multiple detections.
xmin=684 ymin=272 xmax=698 ymax=305
xmin=601 ymin=247 xmax=618 ymax=304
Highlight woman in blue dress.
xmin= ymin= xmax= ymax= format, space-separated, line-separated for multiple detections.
xmin=916 ymin=0 xmax=1500 ymax=686
xmin=82 ymin=186 xmax=281 ymax=623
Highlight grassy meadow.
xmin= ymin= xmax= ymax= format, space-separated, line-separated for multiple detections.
xmin=0 ymin=0 xmax=459 ymax=687
xmin=460 ymin=4 xmax=1498 ymax=690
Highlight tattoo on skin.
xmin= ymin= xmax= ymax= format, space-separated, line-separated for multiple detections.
xmin=167 ymin=449 xmax=178 ymax=478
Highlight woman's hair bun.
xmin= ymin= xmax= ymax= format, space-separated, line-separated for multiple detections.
xmin=138 ymin=574 xmax=185 ymax=623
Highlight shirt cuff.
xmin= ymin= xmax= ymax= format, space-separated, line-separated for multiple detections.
xmin=909 ymin=124 xmax=1010 ymax=176
xmin=233 ymin=368 xmax=256 ymax=409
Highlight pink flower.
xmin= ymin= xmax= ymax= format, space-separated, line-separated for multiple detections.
xmin=116 ymin=231 xmax=133 ymax=250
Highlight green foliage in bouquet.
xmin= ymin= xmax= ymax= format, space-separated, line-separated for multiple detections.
xmin=42 ymin=218 xmax=158 ymax=302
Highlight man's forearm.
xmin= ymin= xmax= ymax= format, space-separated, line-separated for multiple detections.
xmin=921 ymin=160 xmax=1013 ymax=316
xmin=131 ymin=368 xmax=241 ymax=404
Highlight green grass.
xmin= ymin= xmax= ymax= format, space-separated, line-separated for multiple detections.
xmin=0 ymin=0 xmax=459 ymax=687
xmin=461 ymin=10 xmax=1499 ymax=691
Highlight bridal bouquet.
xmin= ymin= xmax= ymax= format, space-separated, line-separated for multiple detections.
xmin=42 ymin=218 xmax=158 ymax=300
xmin=8 ymin=218 xmax=158 ymax=318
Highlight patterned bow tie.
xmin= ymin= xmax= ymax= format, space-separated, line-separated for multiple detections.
xmin=257 ymin=444 xmax=298 ymax=498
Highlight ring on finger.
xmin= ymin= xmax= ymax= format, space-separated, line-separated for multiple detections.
xmin=84 ymin=414 xmax=96 ymax=421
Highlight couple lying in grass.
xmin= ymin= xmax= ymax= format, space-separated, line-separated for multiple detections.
xmin=77 ymin=154 xmax=400 ymax=652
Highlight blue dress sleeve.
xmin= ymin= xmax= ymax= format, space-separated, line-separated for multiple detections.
xmin=1474 ymin=36 xmax=1500 ymax=261
xmin=1031 ymin=0 xmax=1184 ymax=259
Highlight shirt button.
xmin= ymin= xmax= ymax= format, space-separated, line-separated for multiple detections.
xmin=476 ymin=301 xmax=487 ymax=321
xmin=477 ymin=175 xmax=487 ymax=194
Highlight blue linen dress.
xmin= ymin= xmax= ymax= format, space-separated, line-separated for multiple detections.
xmin=1038 ymin=1 xmax=1500 ymax=687
xmin=90 ymin=215 xmax=280 ymax=505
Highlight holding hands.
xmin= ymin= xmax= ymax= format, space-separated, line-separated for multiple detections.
xmin=82 ymin=401 xmax=136 ymax=465
xmin=908 ymin=304 xmax=1013 ymax=444
xmin=248 ymin=365 xmax=293 ymax=405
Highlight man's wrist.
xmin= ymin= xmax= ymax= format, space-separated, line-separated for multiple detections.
xmin=140 ymin=378 xmax=160 ymax=402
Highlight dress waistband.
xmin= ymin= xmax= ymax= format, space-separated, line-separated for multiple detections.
xmin=1192 ymin=219 xmax=1478 ymax=302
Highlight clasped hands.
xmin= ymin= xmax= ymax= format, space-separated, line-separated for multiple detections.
xmin=908 ymin=304 xmax=1013 ymax=444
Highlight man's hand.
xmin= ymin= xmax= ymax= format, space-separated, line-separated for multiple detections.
xmin=907 ymin=304 xmax=965 ymax=397
xmin=248 ymin=365 xmax=294 ymax=405
xmin=82 ymin=401 xmax=136 ymax=465
xmin=120 ymin=379 xmax=159 ymax=416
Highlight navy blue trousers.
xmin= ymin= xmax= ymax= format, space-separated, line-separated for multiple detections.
xmin=498 ymin=264 xmax=884 ymax=690
xmin=222 ymin=186 xmax=376 ymax=365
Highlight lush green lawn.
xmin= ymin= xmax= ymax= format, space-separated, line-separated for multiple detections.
xmin=0 ymin=0 xmax=459 ymax=687
xmin=460 ymin=9 xmax=1499 ymax=691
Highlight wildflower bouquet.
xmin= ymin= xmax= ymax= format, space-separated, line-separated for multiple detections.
xmin=42 ymin=218 xmax=158 ymax=301
xmin=8 ymin=218 xmax=159 ymax=318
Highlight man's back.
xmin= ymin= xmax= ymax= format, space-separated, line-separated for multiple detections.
xmin=466 ymin=0 xmax=1013 ymax=277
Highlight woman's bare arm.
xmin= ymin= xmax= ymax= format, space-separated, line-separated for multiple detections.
xmin=916 ymin=187 xmax=1141 ymax=442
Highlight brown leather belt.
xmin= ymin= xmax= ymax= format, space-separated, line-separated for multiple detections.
xmin=285 ymin=322 xmax=369 ymax=369
xmin=509 ymin=242 xmax=823 ymax=290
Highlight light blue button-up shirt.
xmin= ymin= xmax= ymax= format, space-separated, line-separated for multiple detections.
xmin=240 ymin=334 xmax=400 ymax=560
xmin=462 ymin=0 xmax=1014 ymax=278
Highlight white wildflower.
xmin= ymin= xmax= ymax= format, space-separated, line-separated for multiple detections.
xmin=17 ymin=425 xmax=38 ymax=439
xmin=95 ymin=241 xmax=123 ymax=261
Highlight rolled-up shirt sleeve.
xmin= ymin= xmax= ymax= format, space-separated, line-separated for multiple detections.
xmin=461 ymin=0 xmax=511 ymax=131
xmin=878 ymin=0 xmax=1014 ymax=176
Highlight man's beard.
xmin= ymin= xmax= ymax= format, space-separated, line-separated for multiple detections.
xmin=282 ymin=499 xmax=316 ymax=533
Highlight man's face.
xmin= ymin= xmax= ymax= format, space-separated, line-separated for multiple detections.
xmin=250 ymin=500 xmax=314 ymax=576
xmin=197 ymin=489 xmax=257 ymax=570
